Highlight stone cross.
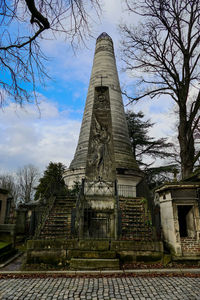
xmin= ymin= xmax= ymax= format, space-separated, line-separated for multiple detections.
xmin=96 ymin=75 xmax=108 ymax=86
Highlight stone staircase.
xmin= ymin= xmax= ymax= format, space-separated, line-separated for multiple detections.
xmin=119 ymin=197 xmax=154 ymax=241
xmin=68 ymin=241 xmax=120 ymax=270
xmin=69 ymin=251 xmax=119 ymax=270
xmin=39 ymin=195 xmax=76 ymax=239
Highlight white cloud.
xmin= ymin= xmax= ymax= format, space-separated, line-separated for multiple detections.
xmin=0 ymin=101 xmax=81 ymax=173
xmin=0 ymin=2 xmax=178 ymax=174
xmin=38 ymin=0 xmax=133 ymax=86
xmin=102 ymin=0 xmax=123 ymax=24
xmin=127 ymin=94 xmax=177 ymax=140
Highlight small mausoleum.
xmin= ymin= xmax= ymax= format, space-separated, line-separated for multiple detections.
xmin=155 ymin=177 xmax=200 ymax=261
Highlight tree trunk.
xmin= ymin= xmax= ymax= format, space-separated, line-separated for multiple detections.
xmin=178 ymin=104 xmax=195 ymax=179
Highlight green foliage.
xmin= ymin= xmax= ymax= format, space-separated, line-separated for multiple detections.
xmin=34 ymin=162 xmax=66 ymax=201
xmin=126 ymin=111 xmax=179 ymax=187
xmin=68 ymin=181 xmax=80 ymax=196
xmin=145 ymin=165 xmax=178 ymax=190
xmin=126 ymin=110 xmax=174 ymax=167
xmin=140 ymin=197 xmax=147 ymax=204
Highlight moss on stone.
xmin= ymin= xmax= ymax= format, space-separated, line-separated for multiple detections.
xmin=27 ymin=239 xmax=68 ymax=250
xmin=163 ymin=254 xmax=172 ymax=266
xmin=118 ymin=250 xmax=163 ymax=264
xmin=136 ymin=253 xmax=163 ymax=263
xmin=26 ymin=249 xmax=66 ymax=265
xmin=70 ymin=258 xmax=119 ymax=270
xmin=119 ymin=254 xmax=137 ymax=263
xmin=76 ymin=240 xmax=109 ymax=251
xmin=68 ymin=250 xmax=116 ymax=259
xmin=0 ymin=242 xmax=10 ymax=250
xmin=111 ymin=241 xmax=157 ymax=251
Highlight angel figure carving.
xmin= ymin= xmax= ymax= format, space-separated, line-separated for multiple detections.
xmin=89 ymin=116 xmax=112 ymax=178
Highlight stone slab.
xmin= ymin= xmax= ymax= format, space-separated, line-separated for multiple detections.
xmin=70 ymin=258 xmax=120 ymax=270
xmin=68 ymin=250 xmax=116 ymax=259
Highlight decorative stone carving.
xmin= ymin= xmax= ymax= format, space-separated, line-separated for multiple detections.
xmin=86 ymin=86 xmax=116 ymax=181
xmin=89 ymin=117 xmax=111 ymax=176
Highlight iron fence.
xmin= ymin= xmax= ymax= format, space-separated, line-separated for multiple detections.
xmin=118 ymin=184 xmax=135 ymax=198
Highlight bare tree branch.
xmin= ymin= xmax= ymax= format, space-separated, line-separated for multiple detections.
xmin=0 ymin=0 xmax=102 ymax=106
xmin=121 ymin=0 xmax=200 ymax=178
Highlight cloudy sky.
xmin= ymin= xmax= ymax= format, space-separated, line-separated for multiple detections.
xmin=0 ymin=0 xmax=175 ymax=174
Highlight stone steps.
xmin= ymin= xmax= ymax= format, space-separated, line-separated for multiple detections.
xmin=119 ymin=197 xmax=153 ymax=240
xmin=70 ymin=258 xmax=120 ymax=270
xmin=39 ymin=194 xmax=76 ymax=239
xmin=68 ymin=240 xmax=120 ymax=270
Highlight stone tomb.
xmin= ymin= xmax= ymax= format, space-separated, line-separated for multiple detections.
xmin=155 ymin=183 xmax=200 ymax=259
xmin=25 ymin=33 xmax=163 ymax=270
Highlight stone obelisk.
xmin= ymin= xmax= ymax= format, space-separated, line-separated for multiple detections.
xmin=64 ymin=32 xmax=143 ymax=196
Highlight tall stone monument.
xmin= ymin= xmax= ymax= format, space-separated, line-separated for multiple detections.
xmin=25 ymin=33 xmax=164 ymax=270
xmin=64 ymin=32 xmax=143 ymax=197
xmin=63 ymin=32 xmax=143 ymax=240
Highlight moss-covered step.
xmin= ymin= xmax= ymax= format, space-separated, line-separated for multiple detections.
xmin=26 ymin=249 xmax=66 ymax=265
xmin=70 ymin=258 xmax=120 ymax=270
xmin=68 ymin=250 xmax=116 ymax=259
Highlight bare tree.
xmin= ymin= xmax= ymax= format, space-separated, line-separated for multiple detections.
xmin=0 ymin=0 xmax=101 ymax=106
xmin=17 ymin=164 xmax=40 ymax=203
xmin=120 ymin=0 xmax=200 ymax=178
xmin=0 ymin=173 xmax=19 ymax=203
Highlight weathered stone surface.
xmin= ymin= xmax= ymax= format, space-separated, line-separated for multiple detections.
xmin=26 ymin=249 xmax=66 ymax=265
xmin=68 ymin=250 xmax=116 ymax=259
xmin=86 ymin=86 xmax=116 ymax=181
xmin=69 ymin=33 xmax=138 ymax=172
xmin=155 ymin=183 xmax=200 ymax=257
xmin=1 ymin=276 xmax=200 ymax=299
xmin=118 ymin=251 xmax=163 ymax=263
xmin=64 ymin=33 xmax=143 ymax=195
xmin=26 ymin=239 xmax=77 ymax=250
xmin=111 ymin=240 xmax=163 ymax=252
xmin=70 ymin=258 xmax=120 ymax=270
xmin=75 ymin=240 xmax=110 ymax=251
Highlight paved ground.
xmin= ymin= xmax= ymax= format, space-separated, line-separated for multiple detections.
xmin=0 ymin=276 xmax=200 ymax=300
xmin=0 ymin=254 xmax=24 ymax=271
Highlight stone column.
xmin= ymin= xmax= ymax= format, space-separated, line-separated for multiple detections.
xmin=65 ymin=33 xmax=143 ymax=192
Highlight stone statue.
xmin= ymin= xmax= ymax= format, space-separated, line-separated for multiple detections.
xmin=89 ymin=117 xmax=111 ymax=179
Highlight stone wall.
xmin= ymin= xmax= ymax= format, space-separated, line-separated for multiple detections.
xmin=159 ymin=192 xmax=178 ymax=250
xmin=181 ymin=237 xmax=200 ymax=256
xmin=26 ymin=239 xmax=164 ymax=267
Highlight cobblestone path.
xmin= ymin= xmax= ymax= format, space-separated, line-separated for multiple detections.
xmin=0 ymin=276 xmax=200 ymax=299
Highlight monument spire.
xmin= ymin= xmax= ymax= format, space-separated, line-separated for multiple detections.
xmin=65 ymin=32 xmax=143 ymax=193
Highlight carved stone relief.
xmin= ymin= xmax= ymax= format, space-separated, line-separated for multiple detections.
xmin=86 ymin=86 xmax=116 ymax=181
